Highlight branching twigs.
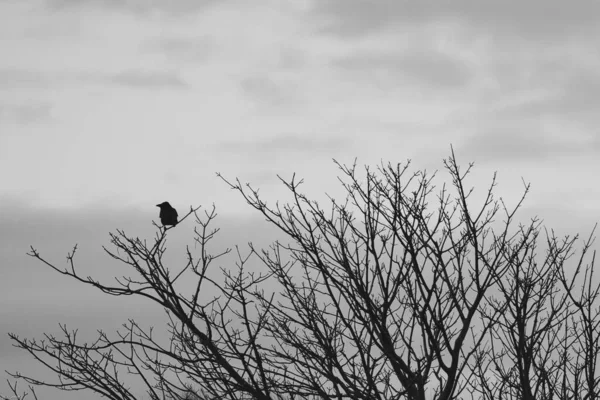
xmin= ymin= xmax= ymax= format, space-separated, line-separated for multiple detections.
xmin=6 ymin=153 xmax=599 ymax=400
xmin=0 ymin=380 xmax=38 ymax=400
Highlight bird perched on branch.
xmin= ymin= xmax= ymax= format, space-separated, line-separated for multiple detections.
xmin=156 ymin=202 xmax=178 ymax=227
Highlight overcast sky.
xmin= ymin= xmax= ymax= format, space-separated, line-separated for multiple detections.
xmin=1 ymin=1 xmax=600 ymax=399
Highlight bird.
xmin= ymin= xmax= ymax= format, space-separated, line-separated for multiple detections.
xmin=156 ymin=202 xmax=178 ymax=227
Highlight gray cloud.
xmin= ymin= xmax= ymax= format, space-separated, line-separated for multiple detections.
xmin=312 ymin=0 xmax=600 ymax=40
xmin=0 ymin=68 xmax=50 ymax=89
xmin=143 ymin=36 xmax=213 ymax=63
xmin=278 ymin=47 xmax=307 ymax=70
xmin=0 ymin=68 xmax=188 ymax=89
xmin=109 ymin=70 xmax=188 ymax=89
xmin=457 ymin=127 xmax=600 ymax=165
xmin=218 ymin=133 xmax=348 ymax=157
xmin=0 ymin=69 xmax=116 ymax=91
xmin=45 ymin=0 xmax=220 ymax=16
xmin=0 ymin=102 xmax=53 ymax=124
xmin=334 ymin=48 xmax=472 ymax=89
xmin=500 ymin=71 xmax=600 ymax=118
xmin=240 ymin=75 xmax=298 ymax=105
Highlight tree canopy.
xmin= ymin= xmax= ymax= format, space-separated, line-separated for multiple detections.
xmin=4 ymin=152 xmax=598 ymax=400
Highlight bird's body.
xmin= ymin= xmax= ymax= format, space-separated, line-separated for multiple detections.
xmin=156 ymin=202 xmax=178 ymax=226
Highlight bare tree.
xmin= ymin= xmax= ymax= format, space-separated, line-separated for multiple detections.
xmin=3 ymin=151 xmax=598 ymax=400
xmin=559 ymin=236 xmax=600 ymax=400
xmin=468 ymin=226 xmax=588 ymax=400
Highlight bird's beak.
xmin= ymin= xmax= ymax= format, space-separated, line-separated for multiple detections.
xmin=156 ymin=204 xmax=160 ymax=207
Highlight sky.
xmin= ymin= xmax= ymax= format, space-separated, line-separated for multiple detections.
xmin=1 ymin=1 xmax=600 ymax=399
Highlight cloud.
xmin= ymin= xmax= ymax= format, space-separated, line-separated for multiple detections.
xmin=334 ymin=48 xmax=472 ymax=89
xmin=311 ymin=0 xmax=600 ymax=40
xmin=0 ymin=102 xmax=52 ymax=124
xmin=108 ymin=70 xmax=188 ymax=89
xmin=238 ymin=48 xmax=312 ymax=107
xmin=240 ymin=75 xmax=299 ymax=106
xmin=504 ymin=71 xmax=600 ymax=117
xmin=480 ymin=61 xmax=600 ymax=137
xmin=219 ymin=133 xmax=348 ymax=157
xmin=0 ymin=68 xmax=188 ymax=90
xmin=45 ymin=0 xmax=220 ymax=16
xmin=457 ymin=126 xmax=600 ymax=165
xmin=277 ymin=47 xmax=307 ymax=70
xmin=0 ymin=68 xmax=50 ymax=89
xmin=143 ymin=36 xmax=213 ymax=63
xmin=214 ymin=134 xmax=352 ymax=181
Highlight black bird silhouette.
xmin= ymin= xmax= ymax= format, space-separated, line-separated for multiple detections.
xmin=156 ymin=202 xmax=178 ymax=227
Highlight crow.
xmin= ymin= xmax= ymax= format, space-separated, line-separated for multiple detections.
xmin=156 ymin=202 xmax=178 ymax=227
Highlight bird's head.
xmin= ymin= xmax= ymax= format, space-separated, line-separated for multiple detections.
xmin=156 ymin=202 xmax=171 ymax=209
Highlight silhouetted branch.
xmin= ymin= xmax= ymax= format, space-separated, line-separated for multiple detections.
xmin=6 ymin=154 xmax=599 ymax=400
